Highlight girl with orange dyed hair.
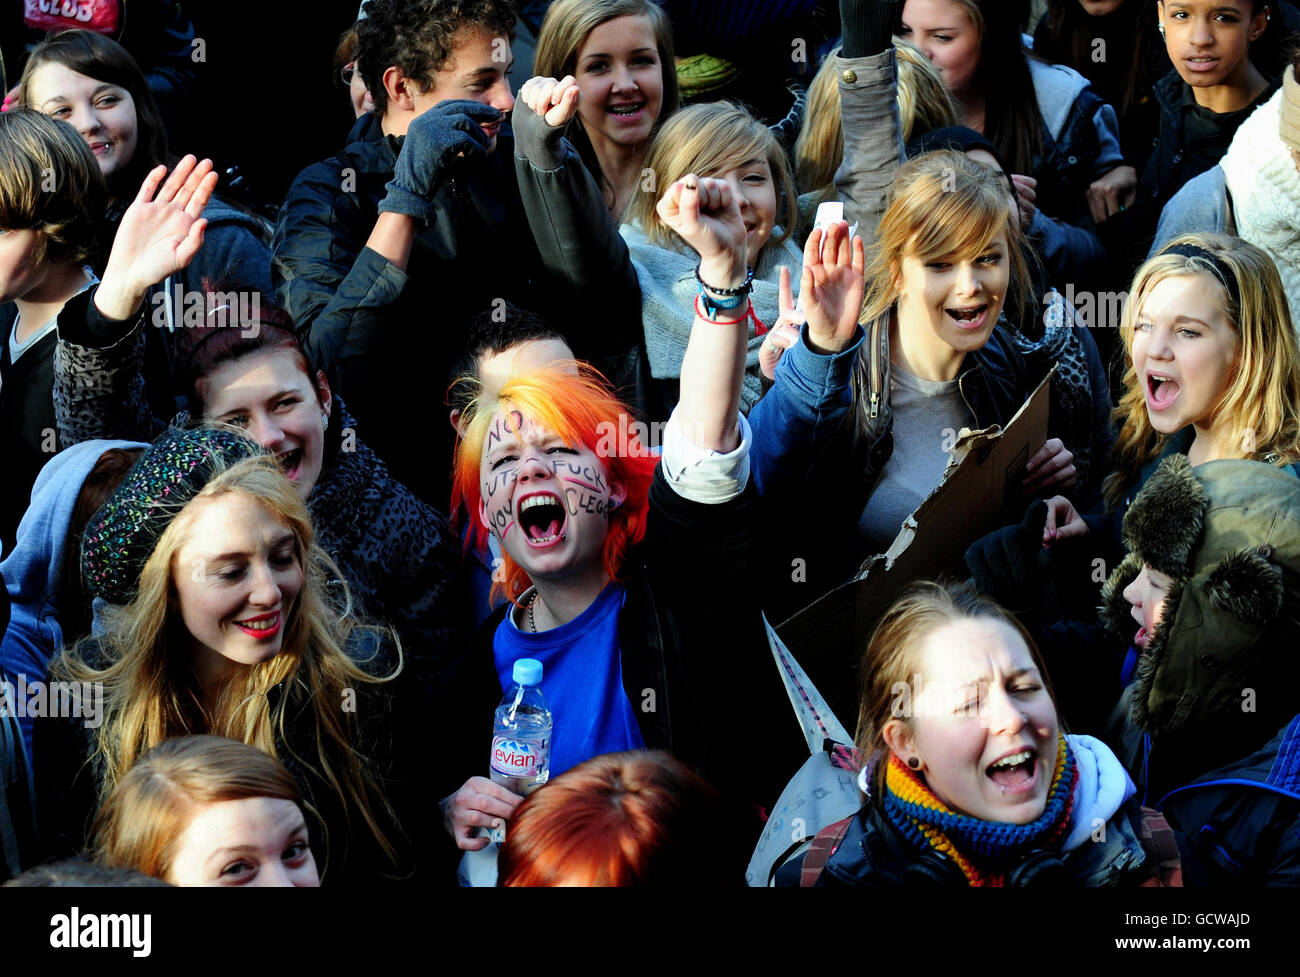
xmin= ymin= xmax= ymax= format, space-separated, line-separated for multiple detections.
xmin=437 ymin=169 xmax=824 ymax=867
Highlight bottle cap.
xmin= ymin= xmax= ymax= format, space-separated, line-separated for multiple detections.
xmin=512 ymin=658 xmax=543 ymax=686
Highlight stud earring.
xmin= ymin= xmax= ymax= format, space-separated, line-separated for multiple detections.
xmin=1158 ymin=23 xmax=1166 ymax=40
xmin=907 ymin=756 xmax=922 ymax=770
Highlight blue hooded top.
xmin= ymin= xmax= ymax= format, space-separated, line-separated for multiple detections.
xmin=0 ymin=439 xmax=147 ymax=769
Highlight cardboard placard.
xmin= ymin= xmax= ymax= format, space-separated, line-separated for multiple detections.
xmin=776 ymin=366 xmax=1056 ymax=721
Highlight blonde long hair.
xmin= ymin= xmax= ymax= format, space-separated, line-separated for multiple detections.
xmin=1104 ymin=233 xmax=1300 ymax=509
xmin=53 ymin=454 xmax=403 ymax=872
xmin=622 ymin=101 xmax=796 ymax=253
xmin=794 ymin=40 xmax=957 ymax=197
xmin=860 ymin=149 xmax=1030 ymax=326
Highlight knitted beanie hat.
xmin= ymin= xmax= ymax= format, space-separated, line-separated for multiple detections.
xmin=1280 ymin=64 xmax=1300 ymax=151
xmin=81 ymin=426 xmax=266 ymax=605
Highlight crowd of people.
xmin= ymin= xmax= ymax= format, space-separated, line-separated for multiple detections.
xmin=1 ymin=0 xmax=1299 ymax=890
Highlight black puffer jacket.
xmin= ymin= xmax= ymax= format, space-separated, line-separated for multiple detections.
xmin=51 ymin=300 xmax=465 ymax=673
xmin=32 ymin=630 xmax=438 ymax=885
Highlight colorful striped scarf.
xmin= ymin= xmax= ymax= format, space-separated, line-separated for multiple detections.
xmin=882 ymin=734 xmax=1078 ymax=886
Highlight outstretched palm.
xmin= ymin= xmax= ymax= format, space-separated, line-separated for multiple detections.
xmin=802 ymin=221 xmax=865 ymax=352
xmin=104 ymin=155 xmax=219 ymax=298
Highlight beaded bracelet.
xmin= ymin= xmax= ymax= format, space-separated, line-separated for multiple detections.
xmin=694 ymin=265 xmax=754 ymax=295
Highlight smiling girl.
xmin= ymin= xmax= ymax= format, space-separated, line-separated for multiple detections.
xmin=787 ymin=580 xmax=1166 ymax=887
xmin=531 ymin=0 xmax=678 ymax=218
xmin=36 ymin=428 xmax=431 ymax=884
xmin=93 ymin=735 xmax=320 ymax=887
xmin=18 ymin=29 xmax=272 ymax=412
xmin=49 ymin=157 xmax=464 ymax=675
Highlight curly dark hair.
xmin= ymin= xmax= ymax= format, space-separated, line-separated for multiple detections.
xmin=356 ymin=0 xmax=518 ymax=116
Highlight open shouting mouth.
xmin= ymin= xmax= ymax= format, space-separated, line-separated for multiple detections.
xmin=518 ymin=492 xmax=567 ymax=547
xmin=986 ymin=747 xmax=1038 ymax=796
xmin=1146 ymin=372 xmax=1180 ymax=411
xmin=947 ymin=304 xmax=989 ymax=331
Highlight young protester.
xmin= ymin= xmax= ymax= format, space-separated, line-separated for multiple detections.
xmin=445 ymin=302 xmax=579 ymax=628
xmin=1096 ymin=1 xmax=1284 ymax=275
xmin=970 ymin=457 xmax=1300 ymax=883
xmin=531 ymin=0 xmax=679 ymax=218
xmin=1153 ymin=60 xmax=1300 ymax=321
xmin=899 ymin=0 xmax=1130 ymax=283
xmin=92 ymin=735 xmax=320 ymax=887
xmin=1 ymin=440 xmax=145 ymax=770
xmin=1032 ymin=0 xmax=1164 ymax=171
xmin=51 ymin=156 xmax=465 ymax=675
xmin=497 ymin=750 xmax=731 ymax=886
xmin=35 ymin=428 xmax=432 ymax=884
xmin=275 ymin=0 xmax=640 ymax=504
xmin=0 ymin=109 xmax=107 ymax=553
xmin=19 ymin=30 xmax=272 ymax=297
xmin=437 ymin=171 xmax=803 ymax=869
xmin=1039 ymin=234 xmax=1300 ymax=561
xmin=780 ymin=580 xmax=1182 ymax=887
xmin=748 ymin=149 xmax=1076 ymax=621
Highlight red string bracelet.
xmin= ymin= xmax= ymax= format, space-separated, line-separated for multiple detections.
xmin=694 ymin=293 xmax=750 ymax=325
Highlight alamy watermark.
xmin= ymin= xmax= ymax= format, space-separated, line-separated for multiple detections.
xmin=0 ymin=674 xmax=103 ymax=729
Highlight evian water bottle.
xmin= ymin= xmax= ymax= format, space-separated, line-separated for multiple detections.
xmin=490 ymin=658 xmax=552 ymax=796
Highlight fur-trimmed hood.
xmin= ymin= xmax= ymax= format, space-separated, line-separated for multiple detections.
xmin=1100 ymin=456 xmax=1300 ymax=739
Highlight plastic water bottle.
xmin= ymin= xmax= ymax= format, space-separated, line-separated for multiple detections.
xmin=489 ymin=658 xmax=552 ymax=796
xmin=460 ymin=659 xmax=553 ymax=885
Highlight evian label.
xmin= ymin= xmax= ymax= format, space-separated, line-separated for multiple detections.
xmin=491 ymin=735 xmax=549 ymax=778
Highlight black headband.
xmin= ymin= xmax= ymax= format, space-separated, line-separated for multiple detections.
xmin=1160 ymin=243 xmax=1242 ymax=310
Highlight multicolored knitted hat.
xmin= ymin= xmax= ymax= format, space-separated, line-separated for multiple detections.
xmin=81 ymin=426 xmax=267 ymax=605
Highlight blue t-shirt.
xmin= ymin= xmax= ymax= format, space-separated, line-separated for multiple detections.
xmin=492 ymin=582 xmax=645 ymax=777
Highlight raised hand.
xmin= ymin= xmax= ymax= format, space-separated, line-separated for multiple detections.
xmin=656 ymin=173 xmax=748 ymax=287
xmin=1011 ymin=174 xmax=1037 ymax=233
xmin=760 ymin=265 xmax=803 ymax=379
xmin=95 ymin=155 xmax=217 ymax=320
xmin=517 ymin=75 xmax=582 ymax=128
xmin=801 ymin=220 xmax=866 ymax=354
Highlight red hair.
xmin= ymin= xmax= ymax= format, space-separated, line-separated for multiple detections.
xmin=497 ymin=751 xmax=726 ymax=886
xmin=450 ymin=363 xmax=658 ymax=607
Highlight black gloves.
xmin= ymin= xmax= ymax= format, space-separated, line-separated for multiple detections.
xmin=965 ymin=499 xmax=1055 ymax=614
xmin=378 ymin=99 xmax=503 ymax=221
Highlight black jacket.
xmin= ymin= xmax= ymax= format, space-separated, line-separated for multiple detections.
xmin=33 ymin=630 xmax=438 ymax=885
